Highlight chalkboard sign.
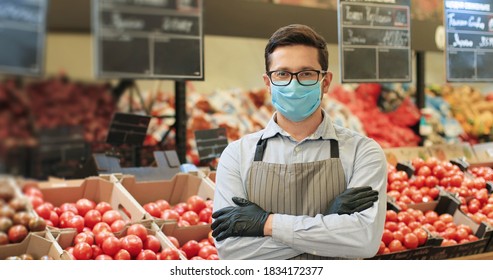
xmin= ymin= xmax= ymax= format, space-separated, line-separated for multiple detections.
xmin=0 ymin=0 xmax=47 ymax=76
xmin=338 ymin=0 xmax=411 ymax=83
xmin=194 ymin=128 xmax=228 ymax=163
xmin=93 ymin=0 xmax=203 ymax=80
xmin=445 ymin=0 xmax=493 ymax=82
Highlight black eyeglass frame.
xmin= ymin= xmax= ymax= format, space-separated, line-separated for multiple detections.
xmin=266 ymin=69 xmax=328 ymax=86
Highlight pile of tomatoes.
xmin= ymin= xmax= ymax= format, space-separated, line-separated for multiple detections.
xmin=166 ymin=231 xmax=218 ymax=260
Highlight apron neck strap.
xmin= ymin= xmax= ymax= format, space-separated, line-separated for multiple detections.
xmin=254 ymin=137 xmax=339 ymax=161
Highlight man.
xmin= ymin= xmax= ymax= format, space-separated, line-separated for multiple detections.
xmin=211 ymin=24 xmax=387 ymax=259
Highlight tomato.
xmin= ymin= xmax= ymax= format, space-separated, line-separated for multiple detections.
xmin=143 ymin=202 xmax=161 ymax=218
xmin=411 ymin=176 xmax=425 ymax=189
xmin=377 ymin=241 xmax=386 ymax=255
xmin=84 ymin=209 xmax=102 ymax=229
xmin=439 ymin=213 xmax=454 ymax=224
xmin=381 ymin=229 xmax=394 ymax=246
xmin=127 ymin=224 xmax=148 ymax=242
xmin=198 ymin=245 xmax=217 ymax=259
xmin=449 ymin=175 xmax=463 ymax=188
xmin=59 ymin=211 xmax=76 ymax=228
xmin=428 ymin=188 xmax=440 ymax=200
xmin=441 ymin=239 xmax=458 ymax=246
xmin=388 ymin=240 xmax=405 ymax=253
xmin=199 ymin=207 xmax=213 ymax=223
xmin=137 ymin=249 xmax=157 ymax=260
xmin=208 ymin=230 xmax=214 ymax=246
xmin=73 ymin=242 xmax=93 ymax=260
xmin=8 ymin=225 xmax=28 ymax=243
xmin=75 ymin=198 xmax=96 ymax=217
xmin=159 ymin=248 xmax=181 ymax=260
xmin=187 ymin=195 xmax=207 ymax=214
xmin=181 ymin=211 xmax=200 ymax=226
xmin=155 ymin=199 xmax=171 ymax=212
xmin=473 ymin=177 xmax=486 ymax=189
xmin=475 ymin=189 xmax=489 ymax=204
xmin=207 ymin=254 xmax=219 ymax=260
xmin=67 ymin=215 xmax=85 ymax=233
xmin=468 ymin=234 xmax=479 ymax=242
xmin=95 ymin=202 xmax=113 ymax=215
xmin=102 ymin=210 xmax=123 ymax=226
xmin=91 ymin=245 xmax=103 ymax=259
xmin=403 ymin=233 xmax=419 ymax=249
xmin=417 ymin=166 xmax=432 ymax=177
xmin=93 ymin=222 xmax=112 ymax=235
xmin=413 ymin=228 xmax=428 ymax=246
xmin=432 ymin=165 xmax=446 ymax=179
xmin=433 ymin=220 xmax=447 ymax=233
xmin=455 ymin=227 xmax=469 ymax=242
xmin=95 ymin=254 xmax=113 ymax=260
xmin=95 ymin=230 xmax=115 ymax=246
xmin=181 ymin=240 xmax=201 ymax=259
xmin=395 ymin=201 xmax=408 ymax=211
xmin=441 ymin=227 xmax=457 ymax=241
xmin=167 ymin=235 xmax=180 ymax=248
xmin=161 ymin=209 xmax=180 ymax=221
xmin=397 ymin=212 xmax=415 ymax=225
xmin=172 ymin=202 xmax=189 ymax=216
xmin=144 ymin=235 xmax=161 ymax=253
xmin=411 ymin=158 xmax=425 ymax=171
xmin=424 ymin=211 xmax=439 ymax=224
xmin=113 ymin=249 xmax=131 ymax=260
xmin=35 ymin=203 xmax=52 ymax=220
xmin=28 ymin=195 xmax=44 ymax=209
xmin=392 ymin=231 xmax=405 ymax=243
xmin=411 ymin=193 xmax=423 ymax=203
xmin=385 ymin=210 xmax=398 ymax=223
xmin=424 ymin=176 xmax=439 ymax=188
xmin=102 ymin=236 xmax=122 ymax=257
xmin=386 ymin=190 xmax=401 ymax=200
xmin=24 ymin=185 xmax=43 ymax=198
xmin=74 ymin=232 xmax=94 ymax=245
xmin=60 ymin=203 xmax=79 ymax=215
xmin=120 ymin=234 xmax=143 ymax=258
xmin=468 ymin=203 xmax=480 ymax=214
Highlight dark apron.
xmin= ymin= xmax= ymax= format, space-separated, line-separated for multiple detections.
xmin=246 ymin=136 xmax=347 ymax=259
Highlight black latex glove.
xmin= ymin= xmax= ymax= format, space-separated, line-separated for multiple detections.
xmin=211 ymin=197 xmax=271 ymax=242
xmin=325 ymin=186 xmax=379 ymax=215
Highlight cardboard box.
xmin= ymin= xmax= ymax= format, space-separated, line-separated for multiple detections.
xmin=0 ymin=232 xmax=64 ymax=260
xmin=427 ymin=143 xmax=477 ymax=163
xmin=37 ymin=175 xmax=146 ymax=223
xmin=383 ymin=147 xmax=431 ymax=166
xmin=119 ymin=173 xmax=214 ymax=247
xmin=471 ymin=142 xmax=493 ymax=166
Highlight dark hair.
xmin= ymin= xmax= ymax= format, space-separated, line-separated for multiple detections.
xmin=264 ymin=24 xmax=329 ymax=72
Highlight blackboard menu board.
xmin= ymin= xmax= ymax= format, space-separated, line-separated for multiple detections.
xmin=0 ymin=0 xmax=47 ymax=76
xmin=338 ymin=0 xmax=411 ymax=83
xmin=445 ymin=0 xmax=493 ymax=82
xmin=93 ymin=0 xmax=203 ymax=80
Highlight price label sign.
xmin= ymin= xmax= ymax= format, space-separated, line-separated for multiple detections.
xmin=338 ymin=0 xmax=411 ymax=82
xmin=0 ymin=0 xmax=47 ymax=76
xmin=445 ymin=0 xmax=493 ymax=82
xmin=93 ymin=0 xmax=204 ymax=80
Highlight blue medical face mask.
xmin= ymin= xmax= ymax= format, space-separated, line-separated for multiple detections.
xmin=271 ymin=80 xmax=322 ymax=122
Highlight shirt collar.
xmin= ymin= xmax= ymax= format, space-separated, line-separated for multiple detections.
xmin=261 ymin=109 xmax=338 ymax=141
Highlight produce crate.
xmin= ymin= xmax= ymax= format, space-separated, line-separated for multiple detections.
xmin=0 ymin=231 xmax=65 ymax=260
xmin=383 ymin=147 xmax=431 ymax=166
xmin=119 ymin=173 xmax=214 ymax=247
xmin=37 ymin=175 xmax=146 ymax=223
xmin=426 ymin=143 xmax=477 ymax=163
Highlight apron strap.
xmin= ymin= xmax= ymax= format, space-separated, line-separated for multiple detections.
xmin=254 ymin=136 xmax=340 ymax=161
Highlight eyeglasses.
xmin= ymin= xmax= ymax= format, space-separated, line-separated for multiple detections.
xmin=266 ymin=70 xmax=327 ymax=86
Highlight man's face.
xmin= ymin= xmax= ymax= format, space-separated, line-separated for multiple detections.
xmin=263 ymin=45 xmax=332 ymax=95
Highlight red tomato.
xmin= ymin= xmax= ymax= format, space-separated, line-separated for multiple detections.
xmin=111 ymin=219 xmax=127 ymax=233
xmin=433 ymin=220 xmax=447 ymax=232
xmin=49 ymin=211 xmax=59 ymax=227
xmin=120 ymin=234 xmax=143 ymax=258
xmin=95 ymin=254 xmax=113 ymax=260
xmin=155 ymin=199 xmax=171 ymax=211
xmin=93 ymin=222 xmax=112 ymax=235
xmin=411 ymin=158 xmax=425 ymax=171
xmin=84 ymin=209 xmax=102 ymax=229
xmin=397 ymin=211 xmax=415 ymax=225
xmin=424 ymin=176 xmax=439 ymax=188
xmin=74 ymin=232 xmax=94 ymax=246
xmin=468 ymin=234 xmax=479 ymax=242
xmin=60 ymin=203 xmax=79 ymax=215
xmin=143 ymin=202 xmax=161 ymax=218
xmin=58 ymin=211 xmax=75 ymax=228
xmin=388 ymin=240 xmax=405 ymax=253
xmin=28 ymin=195 xmax=44 ymax=209
xmin=413 ymin=228 xmax=428 ymax=246
xmin=207 ymin=254 xmax=219 ymax=260
xmin=102 ymin=210 xmax=123 ymax=226
xmin=144 ymin=235 xmax=161 ymax=253
xmin=381 ymin=229 xmax=394 ymax=246
xmin=417 ymin=166 xmax=432 ymax=177
xmin=198 ymin=245 xmax=218 ymax=259
xmin=377 ymin=241 xmax=386 ymax=255
xmin=113 ymin=249 xmax=131 ymax=260
xmin=161 ymin=209 xmax=180 ymax=221
xmin=181 ymin=240 xmax=201 ymax=259
xmin=66 ymin=215 xmax=85 ymax=233
xmin=181 ymin=211 xmax=200 ymax=226
xmin=73 ymin=242 xmax=93 ymax=260
xmin=441 ymin=239 xmax=458 ymax=246
xmin=102 ymin=236 xmax=121 ymax=257
xmin=24 ymin=185 xmax=43 ymax=198
xmin=449 ymin=175 xmax=463 ymax=188
xmin=75 ymin=198 xmax=96 ymax=217
xmin=167 ymin=235 xmax=180 ymax=248
xmin=441 ymin=227 xmax=457 ymax=241
xmin=199 ymin=207 xmax=213 ymax=223
xmin=35 ymin=203 xmax=52 ymax=220
xmin=385 ymin=210 xmax=398 ymax=222
xmin=95 ymin=202 xmax=112 ymax=215
xmin=158 ymin=248 xmax=181 ymax=260
xmin=8 ymin=225 xmax=28 ymax=243
xmin=424 ymin=211 xmax=439 ymax=224
xmin=403 ymin=233 xmax=419 ymax=249
xmin=137 ymin=249 xmax=157 ymax=260
xmin=187 ymin=195 xmax=207 ymax=214
xmin=392 ymin=231 xmax=405 ymax=243
xmin=432 ymin=165 xmax=446 ymax=179
xmin=439 ymin=213 xmax=454 ymax=224
xmin=127 ymin=224 xmax=148 ymax=242
xmin=385 ymin=221 xmax=398 ymax=232
xmin=208 ymin=230 xmax=214 ymax=246
xmin=455 ymin=227 xmax=469 ymax=242
xmin=95 ymin=230 xmax=115 ymax=246
xmin=91 ymin=245 xmax=103 ymax=259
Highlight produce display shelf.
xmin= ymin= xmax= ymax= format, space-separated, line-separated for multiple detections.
xmin=450 ymin=251 xmax=493 ymax=260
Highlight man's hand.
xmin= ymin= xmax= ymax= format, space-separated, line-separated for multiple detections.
xmin=211 ymin=197 xmax=271 ymax=241
xmin=325 ymin=186 xmax=378 ymax=215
